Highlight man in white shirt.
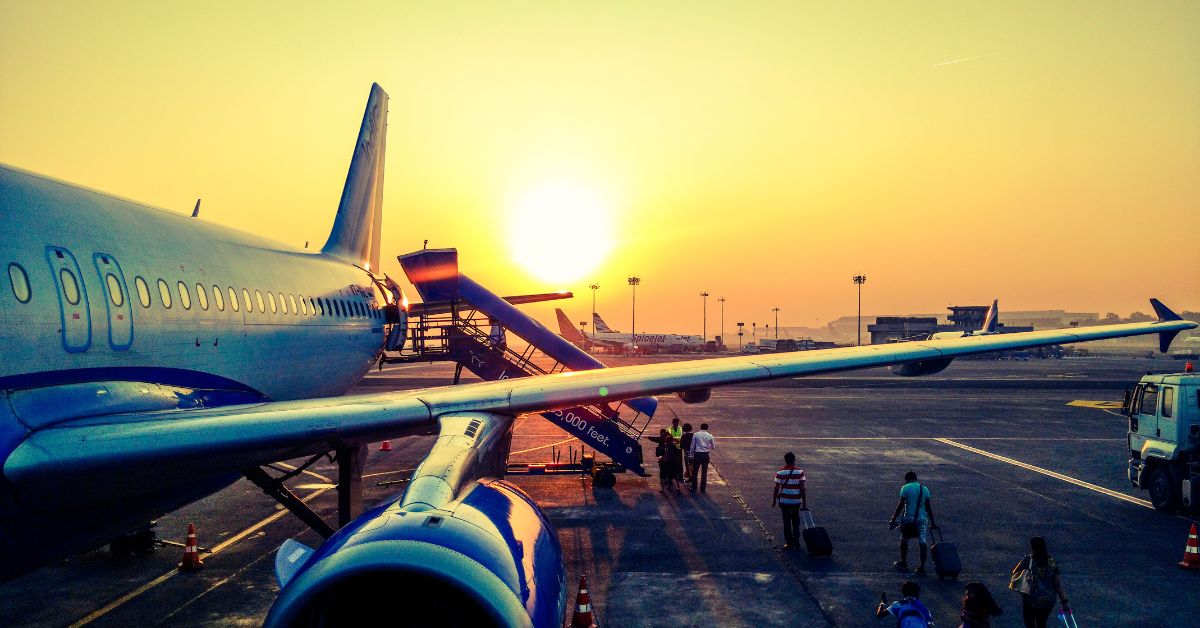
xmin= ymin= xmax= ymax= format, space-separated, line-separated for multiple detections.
xmin=689 ymin=423 xmax=715 ymax=493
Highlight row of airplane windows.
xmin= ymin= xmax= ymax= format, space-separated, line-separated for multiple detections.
xmin=7 ymin=261 xmax=381 ymax=320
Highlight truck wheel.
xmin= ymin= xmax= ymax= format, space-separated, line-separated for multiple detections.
xmin=1147 ymin=466 xmax=1180 ymax=512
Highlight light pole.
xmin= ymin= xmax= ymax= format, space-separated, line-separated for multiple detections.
xmin=718 ymin=297 xmax=726 ymax=350
xmin=737 ymin=322 xmax=744 ymax=350
xmin=700 ymin=291 xmax=709 ymax=343
xmin=589 ymin=283 xmax=599 ymax=331
xmin=752 ymin=322 xmax=756 ymax=342
xmin=852 ymin=275 xmax=867 ymax=346
xmin=627 ymin=276 xmax=640 ymax=352
xmin=772 ymin=307 xmax=780 ymax=340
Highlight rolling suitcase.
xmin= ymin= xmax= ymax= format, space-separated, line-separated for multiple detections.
xmin=800 ymin=509 xmax=833 ymax=558
xmin=930 ymin=527 xmax=961 ymax=580
xmin=1056 ymin=609 xmax=1079 ymax=628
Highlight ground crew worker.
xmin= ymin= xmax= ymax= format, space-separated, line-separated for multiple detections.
xmin=771 ymin=452 xmax=807 ymax=550
xmin=667 ymin=417 xmax=683 ymax=445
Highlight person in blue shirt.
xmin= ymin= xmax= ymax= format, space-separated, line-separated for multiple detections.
xmin=876 ymin=580 xmax=933 ymax=627
xmin=888 ymin=471 xmax=938 ymax=575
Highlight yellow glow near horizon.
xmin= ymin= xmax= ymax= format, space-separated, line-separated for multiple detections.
xmin=509 ymin=180 xmax=613 ymax=286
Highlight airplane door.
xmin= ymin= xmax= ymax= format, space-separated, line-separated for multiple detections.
xmin=92 ymin=253 xmax=134 ymax=350
xmin=44 ymin=246 xmax=92 ymax=353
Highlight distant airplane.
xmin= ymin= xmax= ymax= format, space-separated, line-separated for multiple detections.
xmin=555 ymin=308 xmax=706 ymax=353
xmin=1 ymin=83 xmax=1193 ymax=627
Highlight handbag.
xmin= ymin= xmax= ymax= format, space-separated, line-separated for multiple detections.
xmin=1008 ymin=555 xmax=1033 ymax=594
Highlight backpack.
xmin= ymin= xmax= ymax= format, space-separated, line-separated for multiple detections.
xmin=895 ymin=597 xmax=931 ymax=628
xmin=1026 ymin=562 xmax=1057 ymax=608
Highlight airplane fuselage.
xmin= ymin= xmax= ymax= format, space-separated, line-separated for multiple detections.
xmin=0 ymin=165 xmax=388 ymax=574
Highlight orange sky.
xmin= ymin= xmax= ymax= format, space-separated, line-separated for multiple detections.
xmin=2 ymin=2 xmax=1196 ymax=335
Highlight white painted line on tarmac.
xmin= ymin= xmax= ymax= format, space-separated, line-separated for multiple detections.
xmin=933 ymin=438 xmax=1152 ymax=509
xmin=70 ymin=486 xmax=335 ymax=627
xmin=718 ymin=436 xmax=1122 ymax=441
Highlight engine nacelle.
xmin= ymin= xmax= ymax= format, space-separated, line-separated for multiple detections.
xmin=676 ymin=388 xmax=712 ymax=404
xmin=890 ymin=358 xmax=954 ymax=377
xmin=266 ymin=478 xmax=565 ymax=628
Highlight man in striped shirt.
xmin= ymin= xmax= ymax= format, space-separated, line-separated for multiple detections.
xmin=772 ymin=452 xmax=807 ymax=550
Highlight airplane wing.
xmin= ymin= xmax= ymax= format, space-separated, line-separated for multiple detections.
xmin=6 ymin=312 xmax=1194 ymax=493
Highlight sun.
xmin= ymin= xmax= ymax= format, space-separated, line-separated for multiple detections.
xmin=508 ymin=180 xmax=614 ymax=285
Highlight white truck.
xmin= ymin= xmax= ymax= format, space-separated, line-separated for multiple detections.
xmin=1125 ymin=366 xmax=1200 ymax=512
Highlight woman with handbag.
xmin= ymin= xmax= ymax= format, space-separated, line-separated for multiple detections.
xmin=1008 ymin=536 xmax=1070 ymax=628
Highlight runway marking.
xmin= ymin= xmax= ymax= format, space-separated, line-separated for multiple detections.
xmin=70 ymin=486 xmax=334 ymax=627
xmin=274 ymin=461 xmax=332 ymax=483
xmin=933 ymin=438 xmax=1152 ymax=509
xmin=1067 ymin=400 xmax=1123 ymax=409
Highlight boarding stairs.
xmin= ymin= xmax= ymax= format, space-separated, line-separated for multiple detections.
xmin=389 ymin=249 xmax=656 ymax=475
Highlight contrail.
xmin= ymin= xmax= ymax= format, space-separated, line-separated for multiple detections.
xmin=932 ymin=56 xmax=979 ymax=67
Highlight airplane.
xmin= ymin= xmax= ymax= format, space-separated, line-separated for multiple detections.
xmin=555 ymin=308 xmax=706 ymax=353
xmin=1 ymin=82 xmax=1195 ymax=627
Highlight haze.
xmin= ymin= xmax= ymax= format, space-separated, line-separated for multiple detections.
xmin=1 ymin=2 xmax=1196 ymax=334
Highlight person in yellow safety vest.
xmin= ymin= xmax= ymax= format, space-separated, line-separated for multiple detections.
xmin=667 ymin=417 xmax=683 ymax=445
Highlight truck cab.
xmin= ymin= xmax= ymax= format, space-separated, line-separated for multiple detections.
xmin=1125 ymin=368 xmax=1200 ymax=512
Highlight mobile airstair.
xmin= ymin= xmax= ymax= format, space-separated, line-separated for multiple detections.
xmin=388 ymin=249 xmax=656 ymax=478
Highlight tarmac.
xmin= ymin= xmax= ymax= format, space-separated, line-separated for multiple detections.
xmin=2 ymin=354 xmax=1198 ymax=626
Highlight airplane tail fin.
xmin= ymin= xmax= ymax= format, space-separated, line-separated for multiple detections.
xmin=593 ymin=312 xmax=617 ymax=333
xmin=556 ymin=308 xmax=586 ymax=342
xmin=1150 ymin=298 xmax=1185 ymax=353
xmin=322 ymin=83 xmax=388 ymax=272
xmin=980 ymin=299 xmax=999 ymax=333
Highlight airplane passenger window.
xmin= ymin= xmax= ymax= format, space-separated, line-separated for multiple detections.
xmin=105 ymin=274 xmax=124 ymax=307
xmin=268 ymin=291 xmax=277 ymax=314
xmin=279 ymin=292 xmax=288 ymax=314
xmin=255 ymin=290 xmax=265 ymax=313
xmin=8 ymin=263 xmax=31 ymax=303
xmin=212 ymin=285 xmax=225 ymax=311
xmin=318 ymin=298 xmax=326 ymax=316
xmin=229 ymin=287 xmax=240 ymax=312
xmin=195 ymin=283 xmax=208 ymax=310
xmin=177 ymin=281 xmax=192 ymax=310
xmin=289 ymin=294 xmax=298 ymax=315
xmin=300 ymin=296 xmax=308 ymax=316
xmin=158 ymin=279 xmax=172 ymax=308
xmin=60 ymin=269 xmax=81 ymax=305
xmin=242 ymin=288 xmax=252 ymax=312
xmin=135 ymin=276 xmax=151 ymax=307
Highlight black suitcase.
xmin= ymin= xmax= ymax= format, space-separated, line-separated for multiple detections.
xmin=800 ymin=509 xmax=832 ymax=558
xmin=930 ymin=527 xmax=961 ymax=580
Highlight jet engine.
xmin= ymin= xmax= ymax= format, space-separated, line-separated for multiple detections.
xmin=266 ymin=477 xmax=566 ymax=628
xmin=889 ymin=358 xmax=954 ymax=377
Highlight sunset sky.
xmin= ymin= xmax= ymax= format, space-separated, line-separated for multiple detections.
xmin=2 ymin=2 xmax=1196 ymax=335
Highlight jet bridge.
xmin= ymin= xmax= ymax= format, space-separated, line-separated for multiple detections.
xmin=389 ymin=248 xmax=656 ymax=476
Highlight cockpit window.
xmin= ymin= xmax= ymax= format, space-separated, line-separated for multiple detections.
xmin=9 ymin=263 xmax=31 ymax=303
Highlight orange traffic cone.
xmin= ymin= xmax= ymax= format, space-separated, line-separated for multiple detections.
xmin=571 ymin=575 xmax=597 ymax=628
xmin=379 ymin=440 xmax=393 ymax=452
xmin=178 ymin=523 xmax=204 ymax=570
xmin=1180 ymin=523 xmax=1200 ymax=570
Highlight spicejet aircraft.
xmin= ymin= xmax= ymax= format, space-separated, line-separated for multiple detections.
xmin=555 ymin=308 xmax=705 ymax=353
xmin=0 ymin=84 xmax=1194 ymax=627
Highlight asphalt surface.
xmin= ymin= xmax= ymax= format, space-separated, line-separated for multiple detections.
xmin=2 ymin=355 xmax=1197 ymax=626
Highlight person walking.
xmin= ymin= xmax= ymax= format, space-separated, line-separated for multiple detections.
xmin=888 ymin=471 xmax=938 ymax=575
xmin=959 ymin=581 xmax=1002 ymax=627
xmin=689 ymin=423 xmax=714 ymax=493
xmin=1008 ymin=537 xmax=1069 ymax=628
xmin=771 ymin=452 xmax=807 ymax=550
xmin=679 ymin=423 xmax=695 ymax=481
xmin=876 ymin=580 xmax=932 ymax=628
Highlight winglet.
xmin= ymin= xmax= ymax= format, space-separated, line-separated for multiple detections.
xmin=980 ymin=299 xmax=999 ymax=333
xmin=556 ymin=308 xmax=586 ymax=342
xmin=1150 ymin=298 xmax=1184 ymax=353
